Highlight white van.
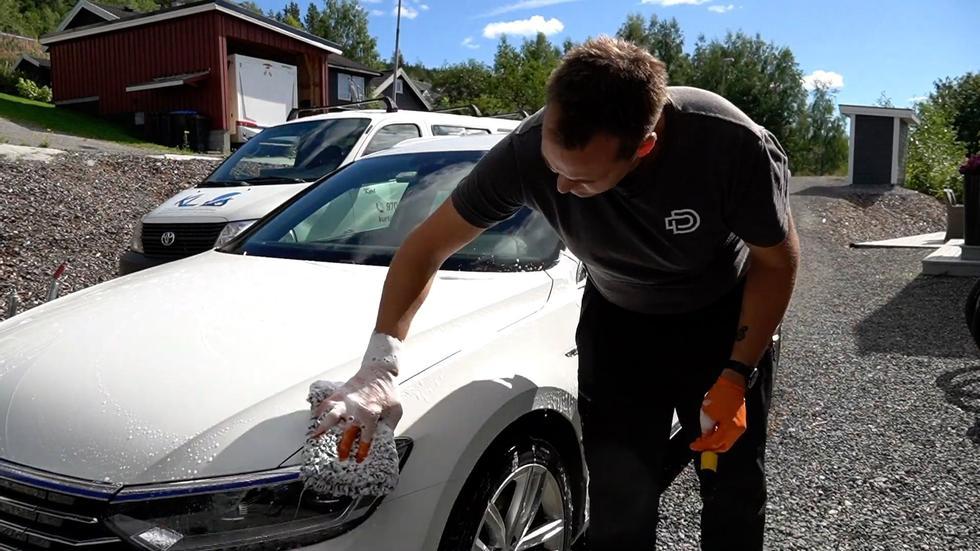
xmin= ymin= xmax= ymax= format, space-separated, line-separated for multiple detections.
xmin=119 ymin=106 xmax=521 ymax=274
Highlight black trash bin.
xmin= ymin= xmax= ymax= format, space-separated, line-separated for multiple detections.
xmin=168 ymin=111 xmax=211 ymax=152
xmin=966 ymin=174 xmax=980 ymax=246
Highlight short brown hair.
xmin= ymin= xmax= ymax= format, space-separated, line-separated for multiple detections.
xmin=546 ymin=36 xmax=668 ymax=159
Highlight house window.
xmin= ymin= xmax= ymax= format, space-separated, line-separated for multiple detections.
xmin=338 ymin=74 xmax=365 ymax=102
xmin=395 ymin=79 xmax=404 ymax=94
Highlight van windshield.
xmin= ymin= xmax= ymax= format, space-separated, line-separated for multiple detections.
xmin=203 ymin=118 xmax=370 ymax=187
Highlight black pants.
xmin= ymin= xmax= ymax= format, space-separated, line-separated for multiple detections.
xmin=576 ymin=280 xmax=774 ymax=550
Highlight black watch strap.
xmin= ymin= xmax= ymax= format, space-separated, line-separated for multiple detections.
xmin=727 ymin=359 xmax=759 ymax=389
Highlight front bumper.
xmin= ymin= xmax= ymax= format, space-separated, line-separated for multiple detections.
xmin=298 ymin=481 xmax=447 ymax=550
xmin=117 ymin=250 xmax=180 ymax=275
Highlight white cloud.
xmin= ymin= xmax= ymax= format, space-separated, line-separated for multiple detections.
xmin=419 ymin=3 xmax=429 ymax=10
xmin=908 ymin=95 xmax=928 ymax=104
xmin=641 ymin=0 xmax=710 ymax=6
xmin=483 ymin=15 xmax=564 ymax=38
xmin=802 ymin=70 xmax=845 ymax=90
xmin=708 ymin=4 xmax=734 ymax=13
xmin=480 ymin=0 xmax=579 ymax=18
xmin=393 ymin=4 xmax=418 ymax=19
xmin=370 ymin=9 xmax=385 ymax=15
xmin=462 ymin=36 xmax=480 ymax=49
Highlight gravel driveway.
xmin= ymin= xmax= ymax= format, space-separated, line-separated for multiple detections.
xmin=1 ymin=154 xmax=977 ymax=549
xmin=657 ymin=179 xmax=980 ymax=549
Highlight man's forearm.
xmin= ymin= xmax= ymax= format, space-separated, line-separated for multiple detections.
xmin=729 ymin=220 xmax=800 ymax=371
xmin=374 ymin=235 xmax=443 ymax=340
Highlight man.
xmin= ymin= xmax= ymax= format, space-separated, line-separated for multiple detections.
xmin=312 ymin=36 xmax=799 ymax=549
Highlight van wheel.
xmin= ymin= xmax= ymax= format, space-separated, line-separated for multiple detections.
xmin=438 ymin=435 xmax=573 ymax=551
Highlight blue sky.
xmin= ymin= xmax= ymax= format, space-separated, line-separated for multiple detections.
xmin=259 ymin=0 xmax=976 ymax=108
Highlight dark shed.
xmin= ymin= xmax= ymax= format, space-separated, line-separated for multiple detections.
xmin=840 ymin=104 xmax=919 ymax=186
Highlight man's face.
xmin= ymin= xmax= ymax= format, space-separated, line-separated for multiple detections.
xmin=541 ymin=105 xmax=653 ymax=198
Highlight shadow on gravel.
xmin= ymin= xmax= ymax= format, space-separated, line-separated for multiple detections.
xmin=855 ymin=276 xmax=977 ymax=359
xmin=935 ymin=366 xmax=980 ymax=445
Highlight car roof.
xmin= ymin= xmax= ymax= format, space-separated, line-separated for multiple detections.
xmin=278 ymin=109 xmax=521 ymax=130
xmin=363 ymin=134 xmax=507 ymax=156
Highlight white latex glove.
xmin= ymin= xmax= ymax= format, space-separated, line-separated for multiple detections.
xmin=310 ymin=332 xmax=404 ymax=462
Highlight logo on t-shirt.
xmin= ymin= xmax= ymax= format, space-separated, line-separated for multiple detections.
xmin=665 ymin=209 xmax=701 ymax=235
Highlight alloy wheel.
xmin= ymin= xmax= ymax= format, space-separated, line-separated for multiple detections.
xmin=471 ymin=463 xmax=566 ymax=551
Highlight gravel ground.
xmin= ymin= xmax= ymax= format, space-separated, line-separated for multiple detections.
xmin=0 ymin=152 xmax=218 ymax=318
xmin=2 ymin=155 xmax=977 ymax=549
xmin=657 ymin=179 xmax=980 ymax=549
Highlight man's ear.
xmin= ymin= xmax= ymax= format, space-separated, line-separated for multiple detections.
xmin=635 ymin=133 xmax=657 ymax=158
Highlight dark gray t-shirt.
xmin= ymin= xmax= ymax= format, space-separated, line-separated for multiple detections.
xmin=451 ymin=86 xmax=790 ymax=314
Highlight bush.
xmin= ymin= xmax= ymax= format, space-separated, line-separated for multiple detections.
xmin=0 ymin=63 xmax=20 ymax=95
xmin=15 ymin=76 xmax=52 ymax=103
xmin=906 ymin=100 xmax=967 ymax=200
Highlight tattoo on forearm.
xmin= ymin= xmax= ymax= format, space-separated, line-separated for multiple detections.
xmin=736 ymin=326 xmax=749 ymax=341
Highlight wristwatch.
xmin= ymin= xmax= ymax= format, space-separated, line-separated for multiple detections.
xmin=727 ymin=359 xmax=759 ymax=389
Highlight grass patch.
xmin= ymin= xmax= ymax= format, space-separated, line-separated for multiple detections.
xmin=0 ymin=92 xmax=171 ymax=151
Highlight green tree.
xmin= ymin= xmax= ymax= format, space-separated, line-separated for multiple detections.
xmin=933 ymin=73 xmax=980 ymax=154
xmin=489 ymin=33 xmax=561 ymax=114
xmin=906 ymin=99 xmax=967 ymax=199
xmin=304 ymin=0 xmax=381 ymax=68
xmin=689 ymin=31 xmax=806 ymax=156
xmin=429 ymin=59 xmax=499 ymax=112
xmin=237 ymin=0 xmax=263 ymax=14
xmin=875 ymin=91 xmax=894 ymax=107
xmin=791 ymin=83 xmax=848 ymax=175
xmin=615 ymin=13 xmax=691 ymax=84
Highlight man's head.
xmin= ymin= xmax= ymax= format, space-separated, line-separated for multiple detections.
xmin=542 ymin=36 xmax=669 ymax=197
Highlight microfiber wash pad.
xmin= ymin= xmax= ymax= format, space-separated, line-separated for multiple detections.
xmin=300 ymin=380 xmax=400 ymax=498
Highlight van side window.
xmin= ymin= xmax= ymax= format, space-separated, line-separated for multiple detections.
xmin=432 ymin=125 xmax=491 ymax=136
xmin=363 ymin=124 xmax=422 ymax=155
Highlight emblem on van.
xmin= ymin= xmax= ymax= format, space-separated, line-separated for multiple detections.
xmin=161 ymin=232 xmax=176 ymax=246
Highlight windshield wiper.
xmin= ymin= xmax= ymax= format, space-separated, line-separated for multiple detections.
xmin=201 ymin=179 xmax=249 ymax=187
xmin=240 ymin=176 xmax=310 ymax=184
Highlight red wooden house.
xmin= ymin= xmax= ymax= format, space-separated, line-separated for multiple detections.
xmin=40 ymin=0 xmax=342 ymax=152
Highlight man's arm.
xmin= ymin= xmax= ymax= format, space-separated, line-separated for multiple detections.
xmin=375 ymin=199 xmax=486 ymax=340
xmin=724 ymin=214 xmax=800 ymax=381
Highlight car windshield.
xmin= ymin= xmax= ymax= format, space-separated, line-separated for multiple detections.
xmin=202 ymin=118 xmax=370 ymax=186
xmin=229 ymin=150 xmax=561 ymax=272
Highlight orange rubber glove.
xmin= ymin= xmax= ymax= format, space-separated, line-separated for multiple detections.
xmin=690 ymin=374 xmax=747 ymax=453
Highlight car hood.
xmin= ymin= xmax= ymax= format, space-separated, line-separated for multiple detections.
xmin=0 ymin=251 xmax=552 ymax=485
xmin=146 ymin=183 xmax=311 ymax=223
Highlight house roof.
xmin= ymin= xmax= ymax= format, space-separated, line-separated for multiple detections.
xmin=368 ymin=68 xmax=432 ymax=110
xmin=91 ymin=2 xmax=142 ymax=19
xmin=41 ymin=0 xmax=342 ymax=54
xmin=17 ymin=53 xmax=51 ymax=69
xmin=839 ymin=104 xmax=919 ymax=124
xmin=327 ymin=54 xmax=382 ymax=77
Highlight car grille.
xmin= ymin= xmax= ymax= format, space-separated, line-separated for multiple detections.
xmin=0 ymin=476 xmax=124 ymax=550
xmin=141 ymin=222 xmax=226 ymax=257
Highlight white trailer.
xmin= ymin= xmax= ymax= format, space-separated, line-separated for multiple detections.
xmin=227 ymin=53 xmax=298 ymax=145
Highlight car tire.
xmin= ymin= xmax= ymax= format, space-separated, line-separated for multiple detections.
xmin=438 ymin=433 xmax=575 ymax=551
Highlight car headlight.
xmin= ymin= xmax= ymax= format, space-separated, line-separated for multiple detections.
xmin=105 ymin=437 xmax=413 ymax=551
xmin=214 ymin=220 xmax=258 ymax=249
xmin=130 ymin=222 xmax=144 ymax=253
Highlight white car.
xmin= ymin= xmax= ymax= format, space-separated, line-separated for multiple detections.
xmin=1 ymin=134 xmax=591 ymax=551
xmin=119 ymin=105 xmax=521 ymax=275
